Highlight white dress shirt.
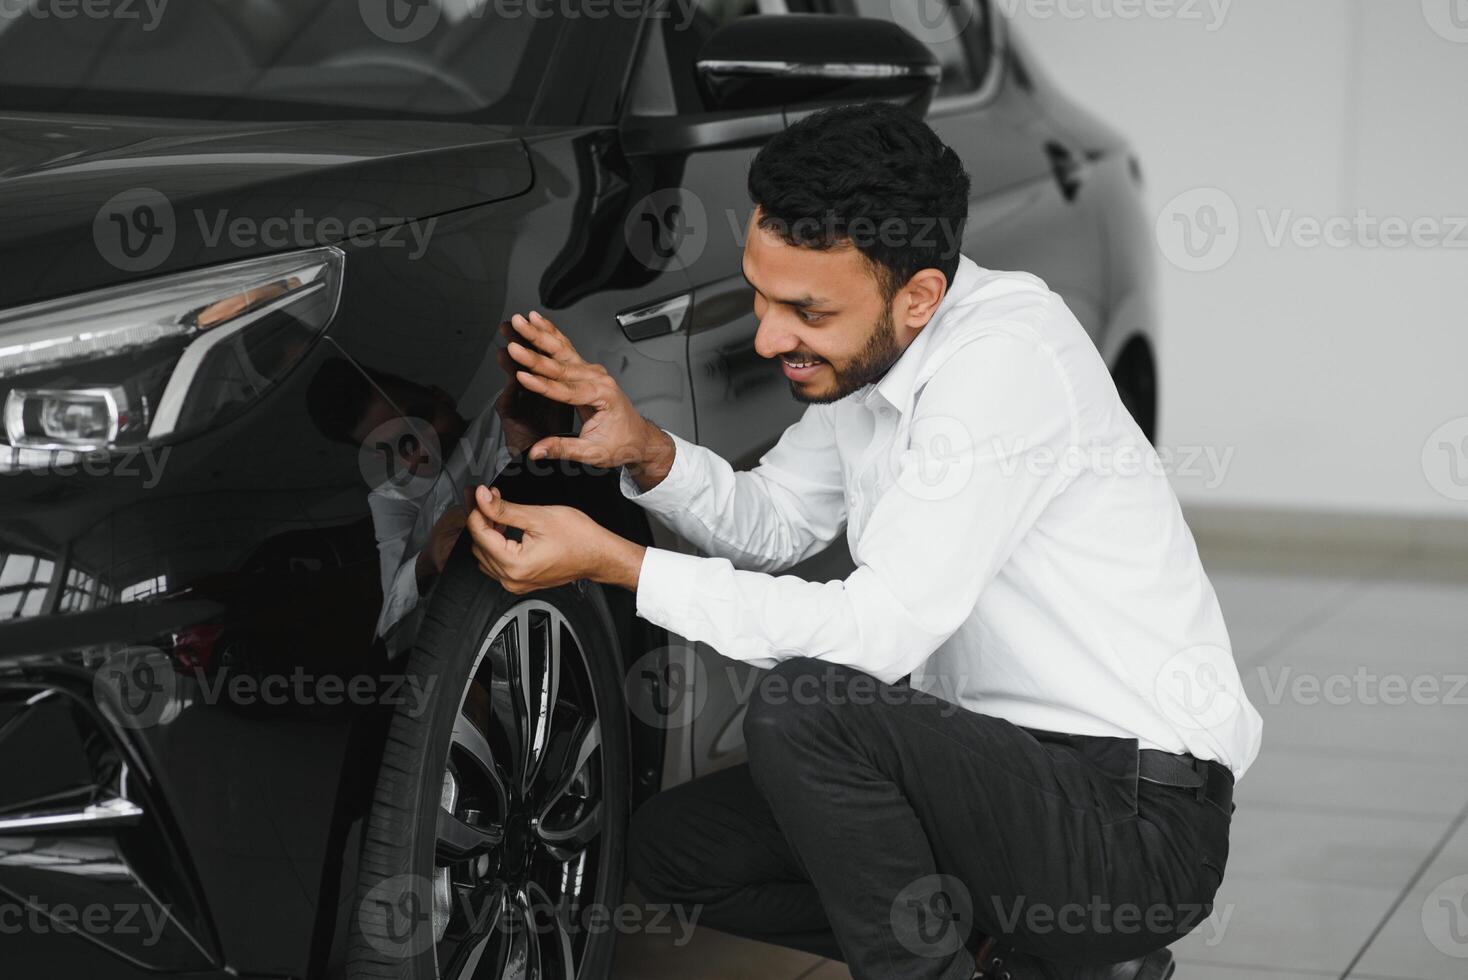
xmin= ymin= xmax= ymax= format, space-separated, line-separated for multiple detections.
xmin=619 ymin=254 xmax=1263 ymax=778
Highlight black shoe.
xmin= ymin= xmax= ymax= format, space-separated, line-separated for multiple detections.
xmin=972 ymin=938 xmax=1176 ymax=980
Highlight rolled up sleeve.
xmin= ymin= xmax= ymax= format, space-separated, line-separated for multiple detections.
xmin=619 ymin=404 xmax=847 ymax=573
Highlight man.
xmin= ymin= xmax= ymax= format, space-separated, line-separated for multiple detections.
xmin=465 ymin=102 xmax=1263 ymax=980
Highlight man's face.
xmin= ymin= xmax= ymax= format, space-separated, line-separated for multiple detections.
xmin=744 ymin=209 xmax=908 ymax=404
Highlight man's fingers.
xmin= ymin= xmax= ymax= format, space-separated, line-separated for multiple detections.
xmin=508 ymin=311 xmax=584 ymax=365
xmin=525 ymin=311 xmax=582 ymax=363
xmin=466 ymin=503 xmax=502 ymax=546
xmin=514 ymin=369 xmax=605 ymax=409
xmin=526 ymin=435 xmax=601 ymax=464
xmin=474 ymin=485 xmax=541 ymax=534
xmin=467 ymin=501 xmax=515 ymax=565
xmin=505 ymin=339 xmax=604 ymax=384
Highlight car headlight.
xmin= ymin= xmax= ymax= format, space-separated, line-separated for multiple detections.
xmin=0 ymin=247 xmax=344 ymax=452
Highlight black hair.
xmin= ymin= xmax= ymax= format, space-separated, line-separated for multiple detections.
xmin=746 ymin=101 xmax=971 ymax=304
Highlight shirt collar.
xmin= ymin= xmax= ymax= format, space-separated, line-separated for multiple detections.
xmin=864 ymin=253 xmax=978 ymax=417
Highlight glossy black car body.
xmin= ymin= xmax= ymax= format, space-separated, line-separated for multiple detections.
xmin=0 ymin=2 xmax=1159 ymax=978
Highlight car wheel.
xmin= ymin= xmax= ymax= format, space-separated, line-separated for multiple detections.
xmin=349 ymin=542 xmax=630 ymax=980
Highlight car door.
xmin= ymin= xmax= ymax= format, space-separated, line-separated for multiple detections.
xmin=613 ymin=0 xmax=838 ymax=783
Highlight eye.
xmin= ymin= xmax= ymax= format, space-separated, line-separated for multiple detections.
xmin=797 ymin=309 xmax=826 ymax=323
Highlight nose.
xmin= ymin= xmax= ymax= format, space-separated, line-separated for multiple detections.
xmin=753 ymin=313 xmax=798 ymax=360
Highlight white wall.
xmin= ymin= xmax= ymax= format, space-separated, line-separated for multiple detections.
xmin=1003 ymin=0 xmax=1468 ymax=518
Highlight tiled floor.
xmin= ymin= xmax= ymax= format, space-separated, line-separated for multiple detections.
xmin=611 ymin=547 xmax=1468 ymax=980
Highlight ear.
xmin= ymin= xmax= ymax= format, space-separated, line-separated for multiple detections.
xmin=897 ymin=268 xmax=949 ymax=329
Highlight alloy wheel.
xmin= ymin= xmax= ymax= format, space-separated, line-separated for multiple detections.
xmin=431 ymin=600 xmax=605 ymax=980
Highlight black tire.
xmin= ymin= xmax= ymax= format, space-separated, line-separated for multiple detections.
xmin=348 ymin=541 xmax=630 ymax=980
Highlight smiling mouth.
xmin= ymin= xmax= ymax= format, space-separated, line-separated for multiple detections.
xmin=781 ymin=354 xmax=824 ymax=369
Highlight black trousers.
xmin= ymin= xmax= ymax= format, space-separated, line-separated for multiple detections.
xmin=627 ymin=657 xmax=1233 ymax=980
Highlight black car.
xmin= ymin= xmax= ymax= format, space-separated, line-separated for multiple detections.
xmin=0 ymin=2 xmax=1159 ymax=978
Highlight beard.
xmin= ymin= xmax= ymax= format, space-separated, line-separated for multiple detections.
xmin=789 ymin=302 xmax=904 ymax=404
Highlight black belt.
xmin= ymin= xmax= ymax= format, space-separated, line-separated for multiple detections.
xmin=1138 ymin=749 xmax=1235 ymax=817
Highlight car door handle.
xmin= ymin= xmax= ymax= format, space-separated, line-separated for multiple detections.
xmin=615 ymin=293 xmax=691 ymax=341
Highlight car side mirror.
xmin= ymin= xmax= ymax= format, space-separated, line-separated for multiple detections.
xmin=695 ymin=15 xmax=940 ymax=116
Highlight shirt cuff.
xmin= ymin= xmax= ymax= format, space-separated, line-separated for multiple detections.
xmin=618 ymin=427 xmax=702 ymax=509
xmin=633 ymin=545 xmax=711 ymax=633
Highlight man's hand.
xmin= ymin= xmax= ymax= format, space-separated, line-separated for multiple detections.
xmin=493 ymin=319 xmax=571 ymax=455
xmin=502 ymin=311 xmax=674 ymax=488
xmin=466 ymin=485 xmax=646 ymax=593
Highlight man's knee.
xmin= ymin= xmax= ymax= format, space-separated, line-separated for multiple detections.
xmin=742 ymin=656 xmax=854 ymax=752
